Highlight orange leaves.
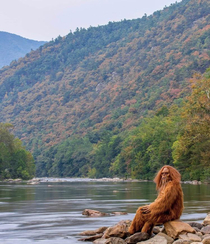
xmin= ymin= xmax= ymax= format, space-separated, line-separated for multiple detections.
xmin=151 ymin=65 xmax=164 ymax=75
xmin=192 ymin=51 xmax=200 ymax=56
xmin=103 ymin=114 xmax=111 ymax=121
xmin=168 ymin=88 xmax=181 ymax=98
xmin=202 ymin=24 xmax=210 ymax=31
xmin=125 ymin=99 xmax=137 ymax=106
xmin=122 ymin=117 xmax=135 ymax=129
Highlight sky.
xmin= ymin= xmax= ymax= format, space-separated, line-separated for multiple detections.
xmin=0 ymin=0 xmax=181 ymax=41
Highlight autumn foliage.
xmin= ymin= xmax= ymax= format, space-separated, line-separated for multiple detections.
xmin=0 ymin=0 xmax=210 ymax=180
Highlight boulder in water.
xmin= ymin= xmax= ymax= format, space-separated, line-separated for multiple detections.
xmin=82 ymin=209 xmax=108 ymax=217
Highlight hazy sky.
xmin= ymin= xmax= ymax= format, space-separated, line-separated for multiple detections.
xmin=0 ymin=0 xmax=181 ymax=41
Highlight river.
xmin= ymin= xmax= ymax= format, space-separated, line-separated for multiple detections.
xmin=0 ymin=179 xmax=209 ymax=243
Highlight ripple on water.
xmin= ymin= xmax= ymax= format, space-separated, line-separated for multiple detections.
xmin=181 ymin=212 xmax=207 ymax=222
xmin=0 ymin=181 xmax=209 ymax=244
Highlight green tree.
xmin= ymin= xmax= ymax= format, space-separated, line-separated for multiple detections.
xmin=173 ymin=70 xmax=210 ymax=181
xmin=47 ymin=137 xmax=93 ymax=177
xmin=90 ymin=131 xmax=122 ymax=178
xmin=0 ymin=123 xmax=35 ymax=180
xmin=114 ymin=107 xmax=181 ymax=180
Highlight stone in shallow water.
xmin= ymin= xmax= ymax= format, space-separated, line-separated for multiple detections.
xmin=103 ymin=220 xmax=131 ymax=239
xmin=82 ymin=209 xmax=108 ymax=217
xmin=78 ymin=233 xmax=103 ymax=241
xmin=111 ymin=212 xmax=127 ymax=216
xmin=79 ymin=226 xmax=108 ymax=236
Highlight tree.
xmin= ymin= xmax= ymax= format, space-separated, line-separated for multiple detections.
xmin=0 ymin=123 xmax=35 ymax=180
xmin=173 ymin=69 xmax=210 ymax=180
xmin=90 ymin=131 xmax=122 ymax=178
xmin=46 ymin=136 xmax=93 ymax=177
xmin=113 ymin=108 xmax=180 ymax=180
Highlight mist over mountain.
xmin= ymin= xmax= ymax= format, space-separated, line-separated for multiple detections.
xmin=0 ymin=31 xmax=46 ymax=68
xmin=0 ymin=0 xmax=210 ymax=178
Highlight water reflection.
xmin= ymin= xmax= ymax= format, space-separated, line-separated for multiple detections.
xmin=0 ymin=181 xmax=209 ymax=244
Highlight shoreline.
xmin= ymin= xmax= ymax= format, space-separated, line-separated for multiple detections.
xmin=1 ymin=177 xmax=208 ymax=185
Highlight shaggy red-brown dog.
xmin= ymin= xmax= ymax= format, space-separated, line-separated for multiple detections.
xmin=129 ymin=165 xmax=184 ymax=236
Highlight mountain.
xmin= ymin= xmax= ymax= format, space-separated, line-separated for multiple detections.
xmin=0 ymin=0 xmax=210 ymax=177
xmin=0 ymin=31 xmax=46 ymax=68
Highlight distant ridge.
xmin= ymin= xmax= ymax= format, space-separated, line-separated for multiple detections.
xmin=0 ymin=31 xmax=46 ymax=68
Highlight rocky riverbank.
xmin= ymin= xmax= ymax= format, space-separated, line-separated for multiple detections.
xmin=78 ymin=211 xmax=210 ymax=244
xmin=1 ymin=177 xmax=208 ymax=185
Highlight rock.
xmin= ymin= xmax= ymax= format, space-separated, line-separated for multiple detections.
xmin=172 ymin=240 xmax=191 ymax=244
xmin=28 ymin=181 xmax=40 ymax=185
xmin=78 ymin=233 xmax=103 ymax=241
xmin=201 ymin=225 xmax=210 ymax=234
xmin=191 ymin=180 xmax=201 ymax=185
xmin=13 ymin=178 xmax=22 ymax=182
xmin=188 ymin=222 xmax=203 ymax=229
xmin=179 ymin=234 xmax=190 ymax=241
xmin=164 ymin=220 xmax=195 ymax=238
xmin=105 ymin=237 xmax=127 ymax=244
xmin=203 ymin=234 xmax=210 ymax=240
xmin=153 ymin=226 xmax=163 ymax=234
xmin=93 ymin=237 xmax=127 ymax=244
xmin=203 ymin=214 xmax=210 ymax=226
xmin=196 ymin=232 xmax=203 ymax=237
xmin=203 ymin=236 xmax=210 ymax=244
xmin=27 ymin=178 xmax=41 ymax=184
xmin=193 ymin=227 xmax=201 ymax=232
xmin=156 ymin=232 xmax=174 ymax=244
xmin=187 ymin=233 xmax=202 ymax=242
xmin=96 ymin=82 xmax=106 ymax=92
xmin=4 ymin=178 xmax=22 ymax=183
xmin=190 ymin=242 xmax=202 ymax=244
xmin=97 ymin=227 xmax=109 ymax=233
xmin=103 ymin=220 xmax=131 ymax=239
xmin=136 ymin=233 xmax=167 ymax=244
xmin=111 ymin=212 xmax=127 ymax=216
xmin=125 ymin=232 xmax=150 ymax=244
xmin=80 ymin=226 xmax=108 ymax=236
xmin=79 ymin=230 xmax=97 ymax=236
xmin=93 ymin=238 xmax=107 ymax=244
xmin=82 ymin=209 xmax=108 ymax=217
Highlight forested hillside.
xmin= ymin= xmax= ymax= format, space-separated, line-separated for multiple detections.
xmin=0 ymin=0 xmax=210 ymax=180
xmin=0 ymin=31 xmax=46 ymax=68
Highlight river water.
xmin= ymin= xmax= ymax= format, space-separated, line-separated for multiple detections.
xmin=0 ymin=179 xmax=209 ymax=244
